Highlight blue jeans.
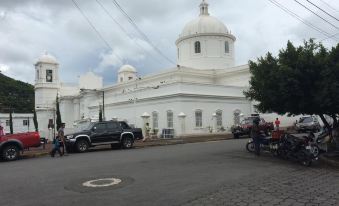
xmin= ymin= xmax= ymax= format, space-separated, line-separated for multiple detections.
xmin=253 ymin=136 xmax=261 ymax=155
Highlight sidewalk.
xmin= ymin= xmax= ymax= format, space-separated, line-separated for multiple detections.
xmin=21 ymin=133 xmax=233 ymax=159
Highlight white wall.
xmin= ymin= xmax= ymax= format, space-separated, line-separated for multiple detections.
xmin=0 ymin=113 xmax=35 ymax=134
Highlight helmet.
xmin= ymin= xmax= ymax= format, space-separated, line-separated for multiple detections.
xmin=253 ymin=117 xmax=260 ymax=125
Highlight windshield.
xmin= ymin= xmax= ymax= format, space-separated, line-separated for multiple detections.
xmin=74 ymin=122 xmax=95 ymax=132
xmin=299 ymin=117 xmax=313 ymax=123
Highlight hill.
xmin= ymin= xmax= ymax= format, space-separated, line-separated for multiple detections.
xmin=0 ymin=72 xmax=34 ymax=113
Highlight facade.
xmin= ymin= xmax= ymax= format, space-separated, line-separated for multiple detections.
xmin=34 ymin=0 xmax=260 ymax=138
xmin=0 ymin=113 xmax=35 ymax=135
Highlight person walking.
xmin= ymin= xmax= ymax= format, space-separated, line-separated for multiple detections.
xmin=251 ymin=117 xmax=261 ymax=156
xmin=275 ymin=118 xmax=281 ymax=131
xmin=50 ymin=135 xmax=62 ymax=157
xmin=58 ymin=123 xmax=67 ymax=155
xmin=0 ymin=124 xmax=4 ymax=136
xmin=142 ymin=123 xmax=151 ymax=142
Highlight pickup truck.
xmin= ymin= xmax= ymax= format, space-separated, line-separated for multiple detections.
xmin=231 ymin=116 xmax=274 ymax=139
xmin=65 ymin=121 xmax=143 ymax=153
xmin=0 ymin=132 xmax=41 ymax=161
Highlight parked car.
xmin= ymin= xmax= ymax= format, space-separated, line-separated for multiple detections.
xmin=65 ymin=121 xmax=143 ymax=153
xmin=295 ymin=116 xmax=321 ymax=133
xmin=0 ymin=132 xmax=41 ymax=161
xmin=231 ymin=116 xmax=274 ymax=139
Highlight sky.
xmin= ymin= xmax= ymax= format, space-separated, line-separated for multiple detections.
xmin=0 ymin=0 xmax=338 ymax=85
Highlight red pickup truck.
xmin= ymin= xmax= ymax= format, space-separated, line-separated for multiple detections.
xmin=0 ymin=132 xmax=41 ymax=161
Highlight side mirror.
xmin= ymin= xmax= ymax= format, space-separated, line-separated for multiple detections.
xmin=92 ymin=127 xmax=97 ymax=131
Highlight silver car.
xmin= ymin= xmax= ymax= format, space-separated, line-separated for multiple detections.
xmin=296 ymin=116 xmax=321 ymax=133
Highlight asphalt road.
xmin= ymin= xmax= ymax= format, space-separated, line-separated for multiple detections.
xmin=0 ymin=139 xmax=338 ymax=206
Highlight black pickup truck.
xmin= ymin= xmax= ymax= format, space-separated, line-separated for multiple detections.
xmin=65 ymin=121 xmax=143 ymax=152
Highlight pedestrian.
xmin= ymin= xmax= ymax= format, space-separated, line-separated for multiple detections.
xmin=50 ymin=135 xmax=62 ymax=157
xmin=275 ymin=118 xmax=280 ymax=131
xmin=142 ymin=123 xmax=151 ymax=142
xmin=0 ymin=124 xmax=4 ymax=136
xmin=251 ymin=117 xmax=261 ymax=156
xmin=58 ymin=123 xmax=67 ymax=155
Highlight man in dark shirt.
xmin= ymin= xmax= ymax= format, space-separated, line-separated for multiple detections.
xmin=58 ymin=123 xmax=67 ymax=155
xmin=251 ymin=118 xmax=261 ymax=156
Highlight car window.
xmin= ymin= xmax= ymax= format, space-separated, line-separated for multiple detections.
xmin=119 ymin=122 xmax=131 ymax=129
xmin=107 ymin=122 xmax=119 ymax=130
xmin=300 ymin=117 xmax=313 ymax=123
xmin=94 ymin=123 xmax=107 ymax=131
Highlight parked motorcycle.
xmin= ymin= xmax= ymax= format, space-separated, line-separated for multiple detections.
xmin=277 ymin=134 xmax=316 ymax=166
xmin=246 ymin=135 xmax=280 ymax=155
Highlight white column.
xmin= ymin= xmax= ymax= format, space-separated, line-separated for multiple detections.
xmin=178 ymin=112 xmax=186 ymax=135
xmin=212 ymin=113 xmax=217 ymax=133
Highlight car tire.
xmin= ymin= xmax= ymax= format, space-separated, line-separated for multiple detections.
xmin=2 ymin=145 xmax=20 ymax=161
xmin=121 ymin=136 xmax=134 ymax=149
xmin=76 ymin=139 xmax=89 ymax=153
xmin=246 ymin=141 xmax=255 ymax=153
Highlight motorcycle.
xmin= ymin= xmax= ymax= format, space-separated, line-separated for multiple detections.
xmin=277 ymin=134 xmax=316 ymax=166
xmin=246 ymin=134 xmax=280 ymax=155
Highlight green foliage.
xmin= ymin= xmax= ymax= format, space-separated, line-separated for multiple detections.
xmin=9 ymin=110 xmax=13 ymax=134
xmin=245 ymin=40 xmax=339 ymax=125
xmin=33 ymin=109 xmax=38 ymax=132
xmin=99 ymin=105 xmax=103 ymax=122
xmin=56 ymin=96 xmax=62 ymax=130
xmin=0 ymin=73 xmax=34 ymax=113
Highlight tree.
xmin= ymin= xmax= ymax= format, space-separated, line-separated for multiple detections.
xmin=33 ymin=109 xmax=38 ymax=132
xmin=9 ymin=109 xmax=13 ymax=134
xmin=99 ymin=105 xmax=103 ymax=122
xmin=244 ymin=40 xmax=339 ymax=148
xmin=56 ymin=95 xmax=62 ymax=131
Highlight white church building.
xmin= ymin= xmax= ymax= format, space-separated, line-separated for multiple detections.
xmin=35 ymin=1 xmax=260 ymax=139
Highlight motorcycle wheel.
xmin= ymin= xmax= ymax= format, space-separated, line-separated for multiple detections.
xmin=299 ymin=150 xmax=312 ymax=167
xmin=311 ymin=145 xmax=320 ymax=158
xmin=246 ymin=141 xmax=255 ymax=153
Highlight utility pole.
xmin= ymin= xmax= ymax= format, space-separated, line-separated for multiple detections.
xmin=102 ymin=90 xmax=105 ymax=121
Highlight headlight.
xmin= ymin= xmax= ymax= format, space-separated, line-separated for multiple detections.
xmin=66 ymin=135 xmax=74 ymax=139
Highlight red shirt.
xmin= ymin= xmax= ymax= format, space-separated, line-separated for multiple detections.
xmin=275 ymin=120 xmax=280 ymax=125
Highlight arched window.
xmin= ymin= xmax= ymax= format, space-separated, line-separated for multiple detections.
xmin=225 ymin=41 xmax=229 ymax=53
xmin=167 ymin=110 xmax=173 ymax=128
xmin=195 ymin=110 xmax=202 ymax=127
xmin=152 ymin=111 xmax=158 ymax=129
xmin=194 ymin=41 xmax=201 ymax=53
xmin=216 ymin=110 xmax=222 ymax=127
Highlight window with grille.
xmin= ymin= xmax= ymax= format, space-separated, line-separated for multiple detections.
xmin=194 ymin=41 xmax=201 ymax=53
xmin=46 ymin=69 xmax=53 ymax=82
xmin=195 ymin=110 xmax=202 ymax=127
xmin=216 ymin=110 xmax=222 ymax=127
xmin=23 ymin=120 xmax=29 ymax=126
xmin=167 ymin=110 xmax=173 ymax=128
xmin=152 ymin=111 xmax=159 ymax=129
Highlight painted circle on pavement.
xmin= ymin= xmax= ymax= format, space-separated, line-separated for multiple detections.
xmin=82 ymin=178 xmax=122 ymax=188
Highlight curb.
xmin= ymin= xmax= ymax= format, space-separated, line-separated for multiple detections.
xmin=21 ymin=136 xmax=233 ymax=159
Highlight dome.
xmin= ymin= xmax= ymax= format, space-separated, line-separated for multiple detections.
xmin=179 ymin=0 xmax=229 ymax=38
xmin=180 ymin=15 xmax=228 ymax=38
xmin=118 ymin=65 xmax=137 ymax=73
xmin=37 ymin=52 xmax=58 ymax=64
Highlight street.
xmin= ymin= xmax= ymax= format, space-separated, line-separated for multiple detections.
xmin=0 ymin=139 xmax=338 ymax=206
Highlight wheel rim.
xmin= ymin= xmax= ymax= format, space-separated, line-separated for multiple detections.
xmin=124 ymin=138 xmax=132 ymax=148
xmin=79 ymin=142 xmax=87 ymax=151
xmin=5 ymin=148 xmax=17 ymax=160
xmin=312 ymin=146 xmax=319 ymax=157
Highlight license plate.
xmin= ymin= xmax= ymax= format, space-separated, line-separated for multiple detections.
xmin=306 ymin=146 xmax=311 ymax=150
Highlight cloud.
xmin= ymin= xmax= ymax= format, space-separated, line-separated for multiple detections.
xmin=0 ymin=0 xmax=337 ymax=85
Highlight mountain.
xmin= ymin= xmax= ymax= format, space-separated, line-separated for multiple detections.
xmin=0 ymin=72 xmax=34 ymax=113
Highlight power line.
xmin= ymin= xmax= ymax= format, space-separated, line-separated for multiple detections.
xmin=320 ymin=32 xmax=339 ymax=42
xmin=294 ymin=0 xmax=339 ymax=30
xmin=306 ymin=0 xmax=339 ymax=22
xmin=111 ymin=0 xmax=176 ymax=65
xmin=319 ymin=0 xmax=339 ymax=13
xmin=71 ymin=0 xmax=123 ymax=63
xmin=95 ymin=0 xmax=165 ymax=66
xmin=268 ymin=0 xmax=337 ymax=41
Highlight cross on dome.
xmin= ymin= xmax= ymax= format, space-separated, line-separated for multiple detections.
xmin=200 ymin=0 xmax=209 ymax=16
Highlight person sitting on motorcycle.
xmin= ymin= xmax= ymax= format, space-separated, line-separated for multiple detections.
xmin=251 ymin=117 xmax=261 ymax=156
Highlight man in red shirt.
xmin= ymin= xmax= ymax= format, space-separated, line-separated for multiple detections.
xmin=275 ymin=118 xmax=281 ymax=131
